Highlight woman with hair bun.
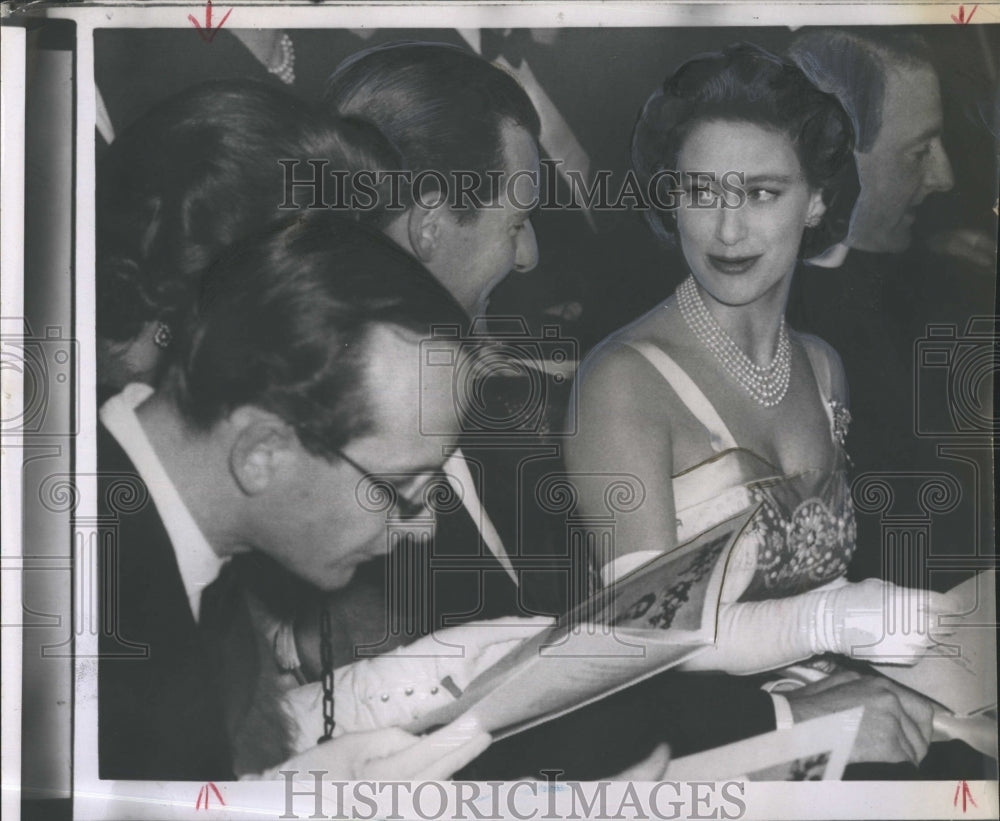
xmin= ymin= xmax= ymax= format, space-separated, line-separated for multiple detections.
xmin=97 ymin=78 xmax=400 ymax=391
xmin=566 ymin=44 xmax=955 ymax=678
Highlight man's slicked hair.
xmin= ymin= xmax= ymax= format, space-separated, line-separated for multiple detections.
xmin=788 ymin=29 xmax=933 ymax=152
xmin=324 ymin=41 xmax=541 ymax=219
xmin=170 ymin=212 xmax=467 ymax=458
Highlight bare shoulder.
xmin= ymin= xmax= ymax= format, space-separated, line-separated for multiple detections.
xmin=576 ymin=333 xmax=659 ymax=398
xmin=793 ymin=330 xmax=849 ymax=406
xmin=574 ymin=304 xmax=686 ymax=434
xmin=577 ymin=301 xmax=672 ymax=392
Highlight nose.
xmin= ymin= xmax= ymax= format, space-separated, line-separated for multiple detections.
xmin=514 ymin=220 xmax=539 ymax=273
xmin=715 ymin=204 xmax=748 ymax=247
xmin=924 ymin=139 xmax=954 ymax=194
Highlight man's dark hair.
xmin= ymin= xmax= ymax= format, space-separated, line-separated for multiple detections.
xmin=98 ymin=79 xmax=402 ymax=344
xmin=632 ymin=42 xmax=856 ymax=258
xmin=788 ymin=29 xmax=933 ymax=152
xmin=324 ymin=41 xmax=541 ymax=220
xmin=170 ymin=212 xmax=467 ymax=458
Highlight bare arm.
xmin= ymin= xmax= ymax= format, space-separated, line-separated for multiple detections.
xmin=564 ymin=343 xmax=682 ymax=568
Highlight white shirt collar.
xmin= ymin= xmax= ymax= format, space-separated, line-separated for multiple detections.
xmin=443 ymin=450 xmax=517 ymax=585
xmin=100 ymin=383 xmax=225 ymax=622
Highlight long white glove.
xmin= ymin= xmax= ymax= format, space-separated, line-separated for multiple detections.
xmin=682 ymin=579 xmax=955 ymax=675
xmin=283 ymin=617 xmax=553 ymax=754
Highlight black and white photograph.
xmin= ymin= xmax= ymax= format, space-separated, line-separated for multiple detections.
xmin=2 ymin=2 xmax=998 ymax=819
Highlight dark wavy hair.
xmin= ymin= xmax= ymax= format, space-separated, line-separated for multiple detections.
xmin=325 ymin=41 xmax=541 ymax=222
xmin=97 ymin=79 xmax=402 ymax=347
xmin=632 ymin=43 xmax=857 ymax=259
xmin=170 ymin=212 xmax=467 ymax=459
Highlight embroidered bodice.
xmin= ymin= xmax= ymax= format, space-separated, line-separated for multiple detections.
xmin=626 ymin=339 xmax=857 ymax=603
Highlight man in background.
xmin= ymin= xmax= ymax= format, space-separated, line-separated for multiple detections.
xmin=788 ymin=29 xmax=996 ymax=587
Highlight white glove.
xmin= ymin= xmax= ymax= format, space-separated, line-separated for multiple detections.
xmin=601 ymin=550 xmax=663 ymax=586
xmin=681 ymin=579 xmax=954 ymax=675
xmin=819 ymin=579 xmax=955 ymax=664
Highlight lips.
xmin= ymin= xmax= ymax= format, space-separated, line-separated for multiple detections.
xmin=707 ymin=254 xmax=762 ymax=275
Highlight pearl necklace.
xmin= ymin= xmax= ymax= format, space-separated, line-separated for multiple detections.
xmin=676 ymin=275 xmax=791 ymax=407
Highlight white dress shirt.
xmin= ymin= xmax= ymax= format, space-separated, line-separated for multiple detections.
xmin=100 ymin=383 xmax=225 ymax=621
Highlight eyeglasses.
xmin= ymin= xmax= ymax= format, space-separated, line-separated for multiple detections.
xmin=334 ymin=447 xmax=432 ymax=521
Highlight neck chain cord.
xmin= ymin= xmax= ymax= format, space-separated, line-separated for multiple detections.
xmin=318 ymin=609 xmax=335 ymax=743
xmin=676 ymin=275 xmax=792 ymax=408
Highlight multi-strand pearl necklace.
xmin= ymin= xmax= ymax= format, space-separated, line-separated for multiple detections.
xmin=676 ymin=275 xmax=792 ymax=407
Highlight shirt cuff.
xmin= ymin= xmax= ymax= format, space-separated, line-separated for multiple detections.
xmin=768 ymin=692 xmax=795 ymax=731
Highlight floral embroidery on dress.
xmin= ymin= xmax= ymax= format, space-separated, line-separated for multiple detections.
xmin=735 ymin=394 xmax=858 ymax=599
xmin=829 ymin=399 xmax=851 ymax=450
xmin=738 ymin=473 xmax=857 ymax=600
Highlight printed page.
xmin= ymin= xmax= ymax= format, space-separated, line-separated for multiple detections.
xmin=407 ymin=508 xmax=757 ymax=736
xmin=669 ymin=708 xmax=864 ymax=782
xmin=876 ymin=570 xmax=998 ymax=716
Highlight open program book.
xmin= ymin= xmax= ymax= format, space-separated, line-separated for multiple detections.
xmin=874 ymin=570 xmax=998 ymax=717
xmin=406 ymin=507 xmax=759 ymax=740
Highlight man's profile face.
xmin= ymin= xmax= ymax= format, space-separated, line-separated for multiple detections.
xmin=431 ymin=120 xmax=540 ymax=316
xmin=849 ymin=62 xmax=954 ymax=253
xmin=257 ymin=326 xmax=460 ymax=591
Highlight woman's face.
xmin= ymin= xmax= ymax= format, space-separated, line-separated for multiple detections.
xmin=675 ymin=119 xmax=825 ymax=307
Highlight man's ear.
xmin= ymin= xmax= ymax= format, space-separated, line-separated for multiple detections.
xmin=406 ymin=202 xmax=448 ymax=263
xmin=805 ymin=191 xmax=828 ymax=228
xmin=228 ymin=408 xmax=299 ymax=496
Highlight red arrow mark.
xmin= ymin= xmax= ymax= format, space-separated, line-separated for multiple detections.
xmin=953 ymin=781 xmax=977 ymax=812
xmin=189 ymin=0 xmax=233 ymax=42
xmin=951 ymin=4 xmax=978 ymax=23
xmin=194 ymin=782 xmax=225 ymax=810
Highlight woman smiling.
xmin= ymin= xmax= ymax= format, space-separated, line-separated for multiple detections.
xmin=566 ymin=43 xmax=954 ymax=675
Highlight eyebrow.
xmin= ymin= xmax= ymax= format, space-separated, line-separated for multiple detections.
xmin=678 ymin=173 xmax=800 ymax=187
xmin=741 ymin=174 xmax=800 ymax=186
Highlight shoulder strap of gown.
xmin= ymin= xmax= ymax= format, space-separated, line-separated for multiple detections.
xmin=625 ymin=340 xmax=739 ymax=453
xmin=798 ymin=335 xmax=837 ymax=439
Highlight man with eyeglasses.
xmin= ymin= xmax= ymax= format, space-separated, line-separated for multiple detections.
xmin=96 ymin=216 xmax=497 ymax=780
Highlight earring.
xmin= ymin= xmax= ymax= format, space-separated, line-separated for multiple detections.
xmin=153 ymin=321 xmax=173 ymax=349
xmin=805 ymin=214 xmax=821 ymax=228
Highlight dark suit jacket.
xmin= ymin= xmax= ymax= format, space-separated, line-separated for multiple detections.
xmin=787 ymin=249 xmax=995 ymax=585
xmin=97 ymin=423 xmax=234 ymax=780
